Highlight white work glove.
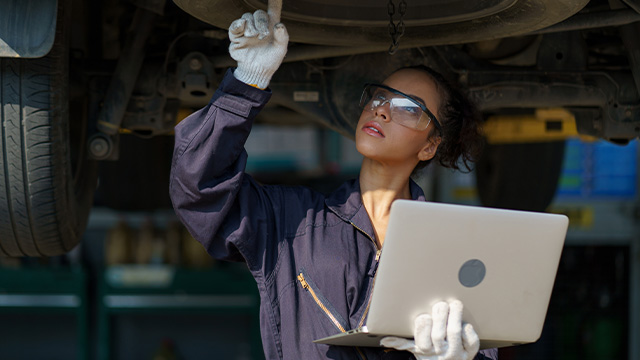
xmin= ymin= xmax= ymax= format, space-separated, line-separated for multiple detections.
xmin=380 ymin=300 xmax=480 ymax=360
xmin=228 ymin=0 xmax=288 ymax=89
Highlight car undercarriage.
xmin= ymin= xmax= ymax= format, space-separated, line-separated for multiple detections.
xmin=0 ymin=0 xmax=639 ymax=255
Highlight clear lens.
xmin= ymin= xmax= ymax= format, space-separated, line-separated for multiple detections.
xmin=360 ymin=85 xmax=430 ymax=130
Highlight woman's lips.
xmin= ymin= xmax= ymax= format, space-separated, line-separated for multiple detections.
xmin=362 ymin=121 xmax=385 ymax=138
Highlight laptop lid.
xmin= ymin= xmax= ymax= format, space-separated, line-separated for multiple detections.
xmin=363 ymin=200 xmax=568 ymax=348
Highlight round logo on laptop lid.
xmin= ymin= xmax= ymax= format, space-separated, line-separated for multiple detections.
xmin=458 ymin=259 xmax=486 ymax=287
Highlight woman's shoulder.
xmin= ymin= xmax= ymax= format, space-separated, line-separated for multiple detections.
xmin=257 ymin=178 xmax=360 ymax=223
xmin=261 ymin=183 xmax=328 ymax=209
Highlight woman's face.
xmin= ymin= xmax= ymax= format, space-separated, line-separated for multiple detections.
xmin=355 ymin=69 xmax=442 ymax=168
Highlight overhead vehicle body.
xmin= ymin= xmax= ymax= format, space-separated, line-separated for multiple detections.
xmin=1 ymin=0 xmax=639 ymax=256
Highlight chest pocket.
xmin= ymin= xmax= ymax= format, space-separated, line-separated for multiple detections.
xmin=297 ymin=268 xmax=349 ymax=333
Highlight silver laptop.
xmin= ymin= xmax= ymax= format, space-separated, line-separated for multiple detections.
xmin=314 ymin=199 xmax=569 ymax=349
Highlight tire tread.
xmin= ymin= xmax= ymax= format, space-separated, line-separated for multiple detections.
xmin=0 ymin=0 xmax=96 ymax=256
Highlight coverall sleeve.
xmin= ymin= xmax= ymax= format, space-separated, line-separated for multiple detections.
xmin=169 ymin=69 xmax=276 ymax=269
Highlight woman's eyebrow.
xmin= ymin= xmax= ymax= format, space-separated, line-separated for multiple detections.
xmin=381 ymin=83 xmax=427 ymax=107
xmin=406 ymin=93 xmax=427 ymax=107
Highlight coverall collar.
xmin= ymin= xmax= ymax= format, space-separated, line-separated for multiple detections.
xmin=325 ymin=177 xmax=426 ymax=241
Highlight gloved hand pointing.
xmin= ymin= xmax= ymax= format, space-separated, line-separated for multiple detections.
xmin=380 ymin=300 xmax=480 ymax=360
xmin=228 ymin=0 xmax=289 ymax=89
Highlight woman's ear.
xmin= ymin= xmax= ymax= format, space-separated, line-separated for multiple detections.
xmin=418 ymin=136 xmax=442 ymax=161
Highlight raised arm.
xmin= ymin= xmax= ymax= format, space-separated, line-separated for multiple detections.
xmin=169 ymin=3 xmax=288 ymax=266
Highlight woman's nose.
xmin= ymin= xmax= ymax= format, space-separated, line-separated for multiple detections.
xmin=374 ymin=101 xmax=392 ymax=122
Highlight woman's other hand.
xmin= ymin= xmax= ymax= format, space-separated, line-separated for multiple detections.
xmin=228 ymin=0 xmax=289 ymax=89
xmin=380 ymin=300 xmax=480 ymax=360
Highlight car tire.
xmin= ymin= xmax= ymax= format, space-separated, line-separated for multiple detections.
xmin=0 ymin=0 xmax=97 ymax=257
xmin=476 ymin=141 xmax=566 ymax=212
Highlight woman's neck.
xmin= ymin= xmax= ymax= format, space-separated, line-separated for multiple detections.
xmin=359 ymin=158 xmax=415 ymax=247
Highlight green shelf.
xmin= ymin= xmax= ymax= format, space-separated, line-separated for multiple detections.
xmin=97 ymin=264 xmax=262 ymax=360
xmin=0 ymin=266 xmax=88 ymax=360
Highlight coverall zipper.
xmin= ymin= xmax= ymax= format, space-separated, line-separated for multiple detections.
xmin=298 ymin=272 xmax=369 ymax=360
xmin=297 ymin=273 xmax=347 ymax=333
xmin=348 ymin=221 xmax=381 ymax=360
xmin=350 ymin=221 xmax=381 ymax=328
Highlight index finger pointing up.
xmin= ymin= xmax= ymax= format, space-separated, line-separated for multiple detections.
xmin=268 ymin=0 xmax=282 ymax=24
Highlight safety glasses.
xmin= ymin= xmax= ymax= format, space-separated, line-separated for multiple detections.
xmin=359 ymin=83 xmax=442 ymax=133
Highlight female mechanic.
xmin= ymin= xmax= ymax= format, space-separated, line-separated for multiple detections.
xmin=169 ymin=2 xmax=498 ymax=359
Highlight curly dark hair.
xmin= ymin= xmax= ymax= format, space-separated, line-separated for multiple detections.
xmin=395 ymin=65 xmax=484 ymax=173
